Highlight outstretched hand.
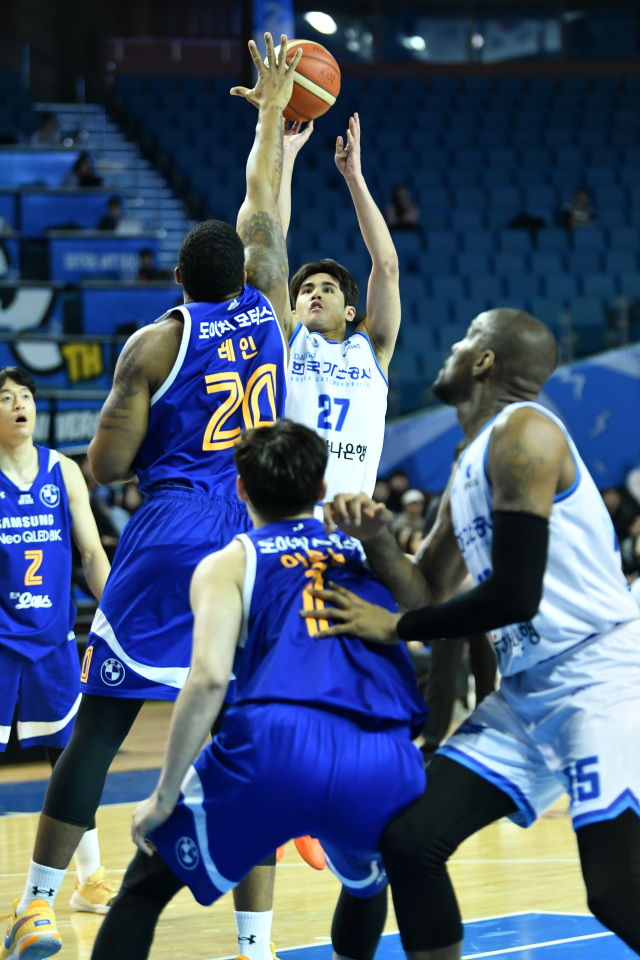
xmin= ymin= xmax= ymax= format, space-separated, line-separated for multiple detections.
xmin=335 ymin=113 xmax=362 ymax=181
xmin=329 ymin=492 xmax=393 ymax=541
xmin=283 ymin=119 xmax=314 ymax=158
xmin=300 ymin=581 xmax=401 ymax=644
xmin=230 ymin=33 xmax=302 ymax=112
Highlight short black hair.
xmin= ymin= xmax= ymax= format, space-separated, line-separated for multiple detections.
xmin=234 ymin=419 xmax=327 ymax=522
xmin=0 ymin=366 xmax=37 ymax=397
xmin=108 ymin=196 xmax=121 ymax=207
xmin=178 ymin=220 xmax=245 ymax=302
xmin=290 ymin=259 xmax=359 ymax=309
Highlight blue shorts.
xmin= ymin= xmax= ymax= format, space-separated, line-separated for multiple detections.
xmin=0 ymin=638 xmax=81 ymax=750
xmin=81 ymin=487 xmax=251 ymax=701
xmin=152 ymin=703 xmax=426 ymax=905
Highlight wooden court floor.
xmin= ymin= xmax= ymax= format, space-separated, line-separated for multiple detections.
xmin=0 ymin=703 xmax=590 ymax=960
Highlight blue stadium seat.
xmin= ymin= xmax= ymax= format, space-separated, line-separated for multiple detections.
xmin=620 ymin=167 xmax=640 ymax=188
xmin=577 ymin=128 xmax=610 ymax=149
xmin=181 ymin=76 xmax=208 ymax=96
xmin=432 ymin=276 xmax=466 ymax=299
xmin=573 ymin=228 xmax=606 ymax=251
xmin=545 ymin=275 xmax=579 ymax=299
xmin=392 ymin=232 xmax=425 ymax=259
xmin=421 ymin=252 xmax=455 ymax=275
xmin=588 ymin=146 xmax=619 ymax=167
xmin=454 ymin=148 xmax=483 ymax=169
xmin=530 ymin=252 xmax=564 ymax=275
xmin=560 ymin=75 xmax=588 ymax=95
xmin=453 ymin=187 xmax=486 ymax=209
xmin=593 ymin=186 xmax=626 ymax=208
xmin=574 ymin=325 xmax=607 ymax=355
xmin=516 ymin=168 xmax=548 ymax=189
xmin=477 ymin=129 xmax=510 ymax=149
xmin=389 ymin=351 xmax=422 ymax=379
xmin=606 ymin=250 xmax=637 ymax=273
xmin=405 ymin=324 xmax=437 ymax=351
xmin=481 ymin=168 xmax=516 ymax=189
xmin=593 ymin=76 xmax=619 ymax=94
xmin=519 ymin=147 xmax=552 ymax=169
xmin=528 ymin=76 xmax=556 ymax=95
xmin=609 ymin=226 xmax=640 ymax=250
xmin=554 ymin=147 xmax=584 ymax=169
xmin=464 ymin=76 xmax=491 ymax=96
xmin=421 ymin=209 xmax=450 ymax=230
xmin=469 ymin=276 xmax=503 ymax=301
xmin=524 ymin=186 xmax=557 ymax=210
xmin=582 ymin=274 xmax=617 ymax=298
xmin=423 ymin=297 xmax=453 ymax=324
xmin=510 ymin=129 xmax=543 ymax=149
xmin=463 ymin=230 xmax=495 ymax=253
xmin=488 ymin=186 xmax=521 ymax=212
xmin=530 ymin=297 xmax=564 ymax=325
xmin=446 ymin=169 xmax=479 ymax=189
xmin=567 ymin=251 xmax=602 ymax=273
xmin=571 ymin=297 xmax=605 ymax=324
xmin=432 ymin=77 xmax=459 ymax=96
xmin=496 ymin=76 xmax=523 ymax=95
xmin=620 ymin=273 xmax=640 ymax=297
xmin=148 ymin=75 xmax=176 ymax=95
xmin=426 ymin=230 xmax=459 ymax=254
xmin=456 ymin=252 xmax=491 ymax=276
xmin=421 ymin=188 xmax=450 ymax=210
xmin=439 ymin=323 xmax=471 ymax=350
xmin=451 ymin=298 xmax=489 ymax=323
xmin=505 ymin=275 xmax=540 ymax=298
xmin=498 ymin=229 xmax=532 ymax=253
xmin=583 ymin=167 xmax=617 ymax=188
xmin=487 ymin=148 xmax=517 ymax=169
xmin=543 ymin=129 xmax=575 ymax=149
xmin=400 ymin=276 xmax=428 ymax=311
xmin=494 ymin=252 xmax=527 ymax=276
xmin=537 ymin=228 xmax=569 ymax=253
xmin=596 ymin=209 xmax=627 ymax=229
xmin=451 ymin=210 xmax=485 ymax=231
xmin=399 ymin=76 xmax=426 ymax=97
xmin=416 ymin=169 xmax=445 ymax=190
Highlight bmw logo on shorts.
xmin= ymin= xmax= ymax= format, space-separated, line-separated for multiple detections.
xmin=176 ymin=836 xmax=200 ymax=870
xmin=101 ymin=658 xmax=125 ymax=686
xmin=39 ymin=484 xmax=61 ymax=508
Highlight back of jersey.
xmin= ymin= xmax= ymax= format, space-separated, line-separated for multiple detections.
xmin=234 ymin=517 xmax=427 ymax=735
xmin=134 ymin=286 xmax=287 ymax=498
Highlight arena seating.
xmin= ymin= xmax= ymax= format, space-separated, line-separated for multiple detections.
xmin=112 ymin=71 xmax=640 ymax=414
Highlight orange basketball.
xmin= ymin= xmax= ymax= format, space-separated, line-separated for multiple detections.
xmin=282 ymin=40 xmax=341 ymax=122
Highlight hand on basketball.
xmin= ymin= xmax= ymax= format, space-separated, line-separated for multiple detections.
xmin=283 ymin=120 xmax=314 ymax=158
xmin=335 ymin=114 xmax=362 ymax=181
xmin=330 ymin=492 xmax=393 ymax=541
xmin=132 ymin=790 xmax=176 ymax=856
xmin=301 ymin=582 xmax=402 ymax=644
xmin=230 ymin=33 xmax=303 ymax=112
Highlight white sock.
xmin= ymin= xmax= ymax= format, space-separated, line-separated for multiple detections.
xmin=17 ymin=861 xmax=66 ymax=914
xmin=235 ymin=909 xmax=274 ymax=960
xmin=74 ymin=827 xmax=101 ymax=885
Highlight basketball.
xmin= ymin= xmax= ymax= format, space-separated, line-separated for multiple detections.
xmin=281 ymin=39 xmax=341 ymax=122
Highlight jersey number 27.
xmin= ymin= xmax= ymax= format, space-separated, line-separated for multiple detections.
xmin=317 ymin=395 xmax=350 ymax=432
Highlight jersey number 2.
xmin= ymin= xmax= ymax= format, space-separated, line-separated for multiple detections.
xmin=202 ymin=364 xmax=278 ymax=451
xmin=24 ymin=550 xmax=43 ymax=586
xmin=317 ymin=395 xmax=350 ymax=432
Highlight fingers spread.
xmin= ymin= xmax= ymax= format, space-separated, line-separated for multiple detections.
xmin=290 ymin=46 xmax=304 ymax=70
xmin=265 ymin=32 xmax=277 ymax=70
xmin=248 ymin=40 xmax=264 ymax=72
xmin=278 ymin=34 xmax=288 ymax=68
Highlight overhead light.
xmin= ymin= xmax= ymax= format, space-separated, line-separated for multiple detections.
xmin=303 ymin=11 xmax=338 ymax=34
xmin=471 ymin=32 xmax=485 ymax=48
xmin=402 ymin=35 xmax=426 ymax=51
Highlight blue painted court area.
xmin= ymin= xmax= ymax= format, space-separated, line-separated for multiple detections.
xmin=0 ymin=768 xmax=160 ymax=815
xmin=278 ymin=914 xmax=635 ymax=960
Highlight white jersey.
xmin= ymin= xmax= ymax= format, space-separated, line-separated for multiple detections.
xmin=286 ymin=324 xmax=388 ymax=501
xmin=450 ymin=401 xmax=639 ymax=677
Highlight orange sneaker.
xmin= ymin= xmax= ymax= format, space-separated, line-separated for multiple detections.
xmin=294 ymin=836 xmax=326 ymax=870
xmin=275 ymin=846 xmax=284 ymax=863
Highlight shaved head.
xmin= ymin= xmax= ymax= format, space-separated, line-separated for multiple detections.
xmin=433 ymin=308 xmax=558 ymax=406
xmin=478 ymin=309 xmax=558 ymax=396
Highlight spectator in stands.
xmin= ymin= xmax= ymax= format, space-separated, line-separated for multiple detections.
xmin=138 ymin=248 xmax=173 ymax=282
xmin=602 ymin=486 xmax=640 ymax=541
xmin=30 ymin=112 xmax=61 ymax=147
xmin=387 ymin=468 xmax=411 ymax=513
xmin=626 ymin=459 xmax=640 ymax=510
xmin=385 ymin=184 xmax=420 ymax=231
xmin=372 ymin=476 xmax=391 ymax=506
xmin=390 ymin=488 xmax=426 ymax=546
xmin=562 ymin=187 xmax=594 ymax=232
xmin=63 ymin=151 xmax=103 ymax=188
xmin=98 ymin=196 xmax=123 ymax=231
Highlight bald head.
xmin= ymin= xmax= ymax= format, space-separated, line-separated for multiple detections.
xmin=477 ymin=309 xmax=558 ymax=397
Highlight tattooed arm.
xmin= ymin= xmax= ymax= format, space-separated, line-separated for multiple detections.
xmin=233 ymin=34 xmax=302 ymax=330
xmin=88 ymin=317 xmax=183 ymax=485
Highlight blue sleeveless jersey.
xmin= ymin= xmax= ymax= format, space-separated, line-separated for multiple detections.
xmin=233 ymin=518 xmax=428 ymax=736
xmin=133 ymin=287 xmax=288 ymax=498
xmin=0 ymin=446 xmax=75 ymax=663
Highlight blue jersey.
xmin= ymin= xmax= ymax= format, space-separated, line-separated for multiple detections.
xmin=0 ymin=446 xmax=75 ymax=663
xmin=233 ymin=518 xmax=428 ymax=736
xmin=133 ymin=287 xmax=288 ymax=498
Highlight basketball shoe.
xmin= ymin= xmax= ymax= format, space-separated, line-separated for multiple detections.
xmin=294 ymin=836 xmax=326 ymax=870
xmin=0 ymin=899 xmax=62 ymax=959
xmin=70 ymin=866 xmax=118 ymax=915
xmin=235 ymin=943 xmax=281 ymax=960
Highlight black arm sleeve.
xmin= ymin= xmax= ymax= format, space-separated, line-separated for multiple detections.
xmin=397 ymin=510 xmax=548 ymax=642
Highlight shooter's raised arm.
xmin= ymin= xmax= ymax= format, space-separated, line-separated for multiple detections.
xmin=232 ymin=34 xmax=302 ymax=324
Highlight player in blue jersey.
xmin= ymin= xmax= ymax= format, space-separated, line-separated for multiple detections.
xmin=87 ymin=419 xmax=427 ymax=960
xmin=3 ymin=35 xmax=303 ymax=960
xmin=0 ymin=366 xmax=114 ymax=929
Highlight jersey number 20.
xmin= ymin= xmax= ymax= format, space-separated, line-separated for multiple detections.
xmin=202 ymin=364 xmax=278 ymax=451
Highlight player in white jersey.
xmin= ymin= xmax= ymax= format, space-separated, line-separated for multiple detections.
xmin=237 ymin=111 xmax=399 ymax=501
xmin=304 ymin=308 xmax=640 ymax=958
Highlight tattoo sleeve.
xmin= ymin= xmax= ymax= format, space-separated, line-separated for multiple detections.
xmin=98 ymin=337 xmax=146 ymax=427
xmin=238 ymin=210 xmax=289 ymax=297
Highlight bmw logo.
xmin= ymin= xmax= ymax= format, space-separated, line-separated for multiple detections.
xmin=176 ymin=836 xmax=200 ymax=870
xmin=100 ymin=658 xmax=125 ymax=686
xmin=39 ymin=484 xmax=60 ymax=508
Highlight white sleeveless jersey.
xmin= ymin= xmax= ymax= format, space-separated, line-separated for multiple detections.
xmin=286 ymin=323 xmax=388 ymax=500
xmin=450 ymin=401 xmax=639 ymax=677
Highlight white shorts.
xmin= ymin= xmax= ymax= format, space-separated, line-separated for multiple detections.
xmin=438 ymin=619 xmax=640 ymax=831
